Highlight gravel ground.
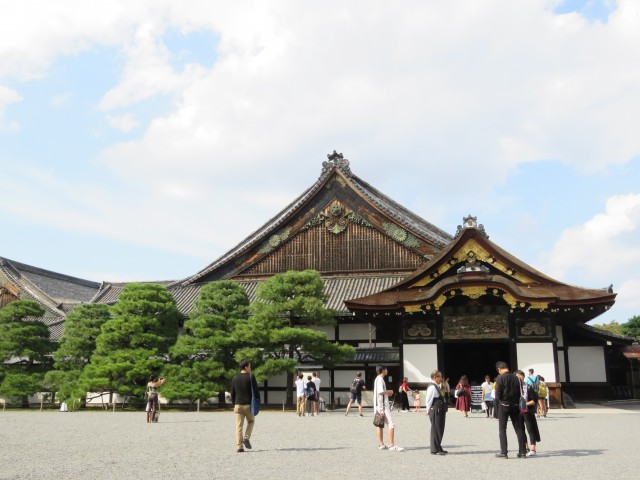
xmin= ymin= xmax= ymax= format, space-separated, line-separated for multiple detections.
xmin=0 ymin=403 xmax=638 ymax=480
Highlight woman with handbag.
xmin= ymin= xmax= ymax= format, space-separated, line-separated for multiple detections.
xmin=454 ymin=375 xmax=472 ymax=418
xmin=373 ymin=364 xmax=403 ymax=451
xmin=146 ymin=375 xmax=165 ymax=423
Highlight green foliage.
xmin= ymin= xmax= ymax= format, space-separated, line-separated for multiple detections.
xmin=0 ymin=300 xmax=55 ymax=400
xmin=621 ymin=315 xmax=640 ymax=339
xmin=79 ymin=283 xmax=181 ymax=401
xmin=239 ymin=270 xmax=355 ymax=402
xmin=44 ymin=304 xmax=112 ymax=402
xmin=592 ymin=320 xmax=624 ymax=336
xmin=161 ymin=281 xmax=249 ymax=404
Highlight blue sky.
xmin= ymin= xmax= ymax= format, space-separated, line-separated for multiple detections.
xmin=1 ymin=1 xmax=639 ymax=326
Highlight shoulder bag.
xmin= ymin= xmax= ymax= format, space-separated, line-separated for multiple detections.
xmin=250 ymin=374 xmax=260 ymax=416
xmin=372 ymin=379 xmax=386 ymax=428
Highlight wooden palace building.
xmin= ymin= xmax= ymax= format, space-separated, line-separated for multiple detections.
xmin=1 ymin=152 xmax=635 ymax=406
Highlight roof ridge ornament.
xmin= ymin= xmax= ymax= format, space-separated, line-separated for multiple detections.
xmin=455 ymin=214 xmax=489 ymax=239
xmin=321 ymin=150 xmax=352 ymax=177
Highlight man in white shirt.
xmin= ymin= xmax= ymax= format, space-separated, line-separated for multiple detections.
xmin=312 ymin=372 xmax=321 ymax=415
xmin=373 ymin=364 xmax=403 ymax=452
xmin=425 ymin=370 xmax=448 ymax=455
xmin=294 ymin=373 xmax=306 ymax=417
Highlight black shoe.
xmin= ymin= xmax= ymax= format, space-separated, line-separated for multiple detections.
xmin=517 ymin=453 xmax=527 ymax=458
xmin=495 ymin=453 xmax=508 ymax=459
xmin=243 ymin=438 xmax=252 ymax=449
xmin=237 ymin=448 xmax=244 ymax=453
xmin=431 ymin=451 xmax=447 ymax=455
xmin=439 ymin=450 xmax=448 ymax=454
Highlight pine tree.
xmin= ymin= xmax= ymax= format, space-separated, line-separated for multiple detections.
xmin=236 ymin=270 xmax=355 ymax=406
xmin=160 ymin=281 xmax=250 ymax=407
xmin=44 ymin=303 xmax=111 ymax=405
xmin=621 ymin=315 xmax=640 ymax=339
xmin=80 ymin=283 xmax=180 ymax=405
xmin=0 ymin=300 xmax=55 ymax=405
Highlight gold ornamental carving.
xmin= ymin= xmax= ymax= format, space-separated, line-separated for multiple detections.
xmin=443 ymin=314 xmax=509 ymax=339
xmin=407 ymin=324 xmax=433 ymax=337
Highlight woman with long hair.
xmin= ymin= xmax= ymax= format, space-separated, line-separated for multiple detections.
xmin=454 ymin=375 xmax=472 ymax=418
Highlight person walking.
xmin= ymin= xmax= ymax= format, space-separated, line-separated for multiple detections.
xmin=515 ymin=370 xmax=541 ymax=457
xmin=373 ymin=364 xmax=403 ymax=451
xmin=345 ymin=372 xmax=366 ymax=417
xmin=312 ymin=372 xmax=321 ymax=415
xmin=537 ymin=375 xmax=548 ymax=418
xmin=294 ymin=373 xmax=306 ymax=417
xmin=230 ymin=360 xmax=260 ymax=453
xmin=399 ymin=377 xmax=410 ymax=412
xmin=494 ymin=361 xmax=527 ymax=459
xmin=146 ymin=375 xmax=165 ymax=423
xmin=481 ymin=375 xmax=494 ymax=418
xmin=426 ymin=370 xmax=448 ymax=455
xmin=454 ymin=375 xmax=472 ymax=418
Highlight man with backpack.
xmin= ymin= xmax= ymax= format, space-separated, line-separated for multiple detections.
xmin=345 ymin=371 xmax=366 ymax=417
xmin=304 ymin=375 xmax=317 ymax=417
xmin=526 ymin=368 xmax=540 ymax=394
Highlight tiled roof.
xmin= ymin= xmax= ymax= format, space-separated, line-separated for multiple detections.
xmin=96 ymin=274 xmax=407 ymax=316
xmin=353 ymin=347 xmax=400 ymax=363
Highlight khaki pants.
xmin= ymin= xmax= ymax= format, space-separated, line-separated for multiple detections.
xmin=234 ymin=404 xmax=255 ymax=449
xmin=296 ymin=396 xmax=306 ymax=415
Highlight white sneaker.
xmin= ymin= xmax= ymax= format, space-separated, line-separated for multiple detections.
xmin=378 ymin=444 xmax=388 ymax=450
xmin=388 ymin=445 xmax=404 ymax=452
xmin=526 ymin=451 xmax=536 ymax=457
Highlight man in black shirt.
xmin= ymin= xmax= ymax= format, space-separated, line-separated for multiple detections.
xmin=230 ymin=360 xmax=260 ymax=452
xmin=494 ymin=361 xmax=527 ymax=458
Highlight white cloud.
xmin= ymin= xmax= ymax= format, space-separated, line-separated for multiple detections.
xmin=0 ymin=85 xmax=22 ymax=131
xmin=544 ymin=193 xmax=640 ymax=322
xmin=106 ymin=113 xmax=140 ymax=133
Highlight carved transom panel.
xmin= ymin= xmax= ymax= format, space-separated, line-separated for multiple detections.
xmin=443 ymin=314 xmax=509 ymax=339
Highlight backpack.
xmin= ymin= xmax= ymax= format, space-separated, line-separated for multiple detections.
xmin=538 ymin=383 xmax=547 ymax=398
xmin=305 ymin=383 xmax=316 ymax=398
xmin=350 ymin=378 xmax=360 ymax=394
xmin=526 ymin=375 xmax=540 ymax=394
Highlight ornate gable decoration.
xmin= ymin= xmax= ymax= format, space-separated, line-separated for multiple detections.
xmin=321 ymin=150 xmax=352 ymax=177
xmin=455 ymin=214 xmax=488 ymax=239
xmin=301 ymin=201 xmax=371 ymax=235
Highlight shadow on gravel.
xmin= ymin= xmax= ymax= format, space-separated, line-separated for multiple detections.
xmin=274 ymin=447 xmax=346 ymax=452
xmin=544 ymin=449 xmax=605 ymax=457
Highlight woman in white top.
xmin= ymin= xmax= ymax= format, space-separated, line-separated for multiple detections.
xmin=373 ymin=364 xmax=403 ymax=451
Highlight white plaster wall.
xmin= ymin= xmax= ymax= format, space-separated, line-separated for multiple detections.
xmin=308 ymin=325 xmax=335 ymax=340
xmin=558 ymin=352 xmax=567 ymax=382
xmin=516 ymin=342 xmax=557 ymax=382
xmin=335 ymin=370 xmax=364 ymax=388
xmin=403 ymin=344 xmax=438 ymax=382
xmin=339 ymin=323 xmax=372 ymax=340
xmin=568 ymin=346 xmax=607 ymax=382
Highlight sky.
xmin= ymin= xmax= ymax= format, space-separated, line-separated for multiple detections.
xmin=1 ymin=0 xmax=638 ymax=326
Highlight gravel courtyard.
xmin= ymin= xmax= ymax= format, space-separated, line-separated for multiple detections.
xmin=1 ymin=403 xmax=638 ymax=480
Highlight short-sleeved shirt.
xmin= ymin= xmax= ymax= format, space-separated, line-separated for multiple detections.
xmin=295 ymin=379 xmax=305 ymax=397
xmin=373 ymin=375 xmax=388 ymax=411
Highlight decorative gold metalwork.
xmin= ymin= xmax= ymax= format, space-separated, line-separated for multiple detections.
xmin=407 ymin=324 xmax=433 ymax=337
xmin=520 ymin=322 xmax=547 ymax=336
xmin=443 ymin=314 xmax=509 ymax=339
xmin=257 ymin=226 xmax=293 ymax=254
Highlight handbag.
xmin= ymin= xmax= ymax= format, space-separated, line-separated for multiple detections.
xmin=250 ymin=374 xmax=260 ymax=416
xmin=373 ymin=411 xmax=386 ymax=428
xmin=519 ymin=396 xmax=528 ymax=413
xmin=455 ymin=387 xmax=464 ymax=397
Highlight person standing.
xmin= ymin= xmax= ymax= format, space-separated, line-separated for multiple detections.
xmin=515 ymin=370 xmax=541 ymax=457
xmin=230 ymin=360 xmax=259 ymax=453
xmin=373 ymin=364 xmax=403 ymax=451
xmin=481 ymin=375 xmax=494 ymax=419
xmin=146 ymin=375 xmax=165 ymax=424
xmin=345 ymin=372 xmax=366 ymax=417
xmin=494 ymin=361 xmax=527 ymax=459
xmin=312 ymin=372 xmax=321 ymax=415
xmin=305 ymin=375 xmax=317 ymax=417
xmin=454 ymin=375 xmax=471 ymax=418
xmin=295 ymin=373 xmax=306 ymax=417
xmin=399 ymin=377 xmax=410 ymax=412
xmin=426 ymin=370 xmax=448 ymax=455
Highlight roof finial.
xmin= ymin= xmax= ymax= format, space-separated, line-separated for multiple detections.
xmin=321 ymin=150 xmax=352 ymax=177
xmin=455 ymin=215 xmax=489 ymax=238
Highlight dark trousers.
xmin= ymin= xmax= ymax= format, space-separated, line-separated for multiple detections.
xmin=428 ymin=406 xmax=447 ymax=453
xmin=400 ymin=391 xmax=410 ymax=411
xmin=497 ymin=402 xmax=527 ymax=455
xmin=485 ymin=399 xmax=494 ymax=417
